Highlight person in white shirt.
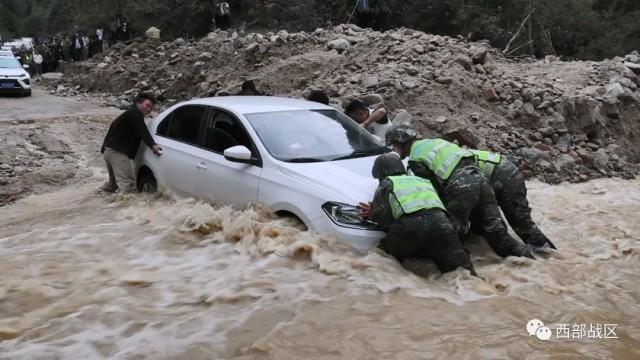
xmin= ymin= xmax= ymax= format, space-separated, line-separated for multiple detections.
xmin=345 ymin=99 xmax=392 ymax=139
xmin=33 ymin=50 xmax=43 ymax=77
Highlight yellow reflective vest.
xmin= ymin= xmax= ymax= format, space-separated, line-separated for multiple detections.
xmin=388 ymin=175 xmax=445 ymax=220
xmin=409 ymin=139 xmax=474 ymax=180
xmin=471 ymin=150 xmax=502 ymax=179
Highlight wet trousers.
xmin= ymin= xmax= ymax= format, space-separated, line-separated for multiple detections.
xmin=492 ymin=160 xmax=552 ymax=247
xmin=102 ymin=147 xmax=136 ymax=193
xmin=381 ymin=209 xmax=474 ymax=274
xmin=441 ymin=161 xmax=531 ymax=258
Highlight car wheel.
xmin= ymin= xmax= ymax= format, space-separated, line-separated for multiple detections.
xmin=139 ymin=174 xmax=157 ymax=193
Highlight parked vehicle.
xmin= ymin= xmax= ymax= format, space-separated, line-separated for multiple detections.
xmin=136 ymin=96 xmax=389 ymax=252
xmin=0 ymin=55 xmax=32 ymax=96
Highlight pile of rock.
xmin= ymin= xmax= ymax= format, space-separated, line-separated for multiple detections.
xmin=50 ymin=24 xmax=640 ymax=183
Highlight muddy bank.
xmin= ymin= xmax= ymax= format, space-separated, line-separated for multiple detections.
xmin=0 ymin=177 xmax=638 ymax=358
xmin=0 ymin=116 xmax=110 ymax=206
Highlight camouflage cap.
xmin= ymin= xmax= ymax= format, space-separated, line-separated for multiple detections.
xmin=372 ymin=153 xmax=406 ymax=180
xmin=385 ymin=124 xmax=419 ymax=146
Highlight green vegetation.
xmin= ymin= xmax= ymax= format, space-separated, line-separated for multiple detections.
xmin=1 ymin=0 xmax=639 ymax=60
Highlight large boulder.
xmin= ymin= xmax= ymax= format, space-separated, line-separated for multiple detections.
xmin=42 ymin=72 xmax=64 ymax=80
xmin=624 ymin=62 xmax=640 ymax=75
xmin=327 ymin=38 xmax=350 ymax=53
xmin=559 ymin=95 xmax=603 ymax=133
xmin=471 ymin=47 xmax=489 ymax=64
xmin=519 ymin=147 xmax=545 ymax=166
xmin=444 ymin=128 xmax=480 ymax=147
xmin=145 ymin=27 xmax=161 ymax=40
xmin=391 ymin=109 xmax=412 ymax=126
xmin=362 ymin=93 xmax=384 ymax=106
xmin=605 ymin=83 xmax=626 ymax=99
xmin=553 ymin=154 xmax=576 ymax=174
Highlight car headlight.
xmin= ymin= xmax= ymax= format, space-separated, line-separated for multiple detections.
xmin=19 ymin=73 xmax=28 ymax=78
xmin=322 ymin=202 xmax=379 ymax=230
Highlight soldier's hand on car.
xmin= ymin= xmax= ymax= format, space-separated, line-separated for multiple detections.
xmin=357 ymin=202 xmax=372 ymax=219
xmin=152 ymin=144 xmax=163 ymax=156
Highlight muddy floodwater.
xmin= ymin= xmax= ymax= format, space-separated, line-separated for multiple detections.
xmin=0 ymin=177 xmax=639 ymax=359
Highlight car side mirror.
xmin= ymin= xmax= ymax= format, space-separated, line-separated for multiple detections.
xmin=22 ymin=64 xmax=30 ymax=69
xmin=224 ymin=145 xmax=256 ymax=165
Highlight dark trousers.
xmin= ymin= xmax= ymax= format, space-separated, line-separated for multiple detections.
xmin=381 ymin=209 xmax=473 ymax=273
xmin=215 ymin=15 xmax=230 ymax=30
xmin=493 ymin=161 xmax=551 ymax=247
xmin=73 ymin=48 xmax=82 ymax=61
xmin=442 ymin=162 xmax=531 ymax=258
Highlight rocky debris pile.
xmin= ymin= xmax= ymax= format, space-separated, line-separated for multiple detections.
xmin=50 ymin=24 xmax=640 ymax=183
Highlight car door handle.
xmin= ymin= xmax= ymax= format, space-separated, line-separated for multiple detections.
xmin=196 ymin=162 xmax=207 ymax=170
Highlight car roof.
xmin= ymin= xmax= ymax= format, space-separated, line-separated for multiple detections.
xmin=180 ymin=96 xmax=334 ymax=115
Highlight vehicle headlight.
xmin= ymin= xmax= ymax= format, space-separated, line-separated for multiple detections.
xmin=322 ymin=202 xmax=379 ymax=230
xmin=19 ymin=73 xmax=28 ymax=78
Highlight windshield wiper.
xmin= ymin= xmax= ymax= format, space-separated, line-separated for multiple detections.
xmin=286 ymin=157 xmax=326 ymax=163
xmin=331 ymin=149 xmax=387 ymax=161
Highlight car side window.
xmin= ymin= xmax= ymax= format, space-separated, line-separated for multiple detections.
xmin=156 ymin=113 xmax=171 ymax=136
xmin=162 ymin=105 xmax=206 ymax=145
xmin=203 ymin=110 xmax=254 ymax=154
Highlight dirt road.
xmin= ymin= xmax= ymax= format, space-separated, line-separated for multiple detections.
xmin=0 ymin=90 xmax=118 ymax=204
xmin=0 ymin=87 xmax=118 ymax=122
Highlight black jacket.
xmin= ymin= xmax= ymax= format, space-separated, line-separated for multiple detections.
xmin=101 ymin=107 xmax=156 ymax=159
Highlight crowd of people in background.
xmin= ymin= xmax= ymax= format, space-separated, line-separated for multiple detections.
xmin=3 ymin=17 xmax=135 ymax=79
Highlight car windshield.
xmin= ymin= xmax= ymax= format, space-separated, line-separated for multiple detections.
xmin=0 ymin=57 xmax=21 ymax=69
xmin=246 ymin=109 xmax=389 ymax=162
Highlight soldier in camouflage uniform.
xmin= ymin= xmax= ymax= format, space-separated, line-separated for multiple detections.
xmin=470 ymin=149 xmax=556 ymax=250
xmin=384 ymin=125 xmax=534 ymax=259
xmin=358 ymin=153 xmax=477 ymax=275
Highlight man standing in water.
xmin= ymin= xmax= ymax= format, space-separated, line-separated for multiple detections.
xmin=100 ymin=93 xmax=162 ymax=193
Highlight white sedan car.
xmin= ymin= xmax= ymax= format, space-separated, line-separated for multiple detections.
xmin=0 ymin=56 xmax=31 ymax=96
xmin=136 ymin=96 xmax=389 ymax=252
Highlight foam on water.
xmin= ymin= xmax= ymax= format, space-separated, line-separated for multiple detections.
xmin=0 ymin=179 xmax=639 ymax=358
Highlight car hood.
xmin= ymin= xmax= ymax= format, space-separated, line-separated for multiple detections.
xmin=0 ymin=68 xmax=28 ymax=77
xmin=278 ymin=156 xmax=379 ymax=205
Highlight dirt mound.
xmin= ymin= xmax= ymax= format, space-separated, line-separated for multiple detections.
xmin=52 ymin=24 xmax=640 ymax=183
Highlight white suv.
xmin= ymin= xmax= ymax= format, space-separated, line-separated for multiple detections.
xmin=0 ymin=56 xmax=31 ymax=96
xmin=136 ymin=96 xmax=388 ymax=252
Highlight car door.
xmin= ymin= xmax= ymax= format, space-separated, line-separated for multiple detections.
xmin=189 ymin=108 xmax=262 ymax=207
xmin=154 ymin=104 xmax=207 ymax=197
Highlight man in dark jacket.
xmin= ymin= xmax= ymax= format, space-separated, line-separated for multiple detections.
xmin=236 ymin=80 xmax=265 ymax=96
xmin=100 ymin=93 xmax=162 ymax=193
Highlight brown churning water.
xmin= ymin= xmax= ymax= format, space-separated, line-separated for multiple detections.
xmin=0 ymin=179 xmax=638 ymax=359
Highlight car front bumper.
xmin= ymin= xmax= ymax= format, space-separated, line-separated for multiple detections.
xmin=310 ymin=213 xmax=384 ymax=254
xmin=0 ymin=78 xmax=31 ymax=93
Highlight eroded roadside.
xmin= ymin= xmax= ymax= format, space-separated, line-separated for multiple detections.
xmin=0 ymin=116 xmax=111 ymax=206
xmin=0 ymin=89 xmax=118 ymax=205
